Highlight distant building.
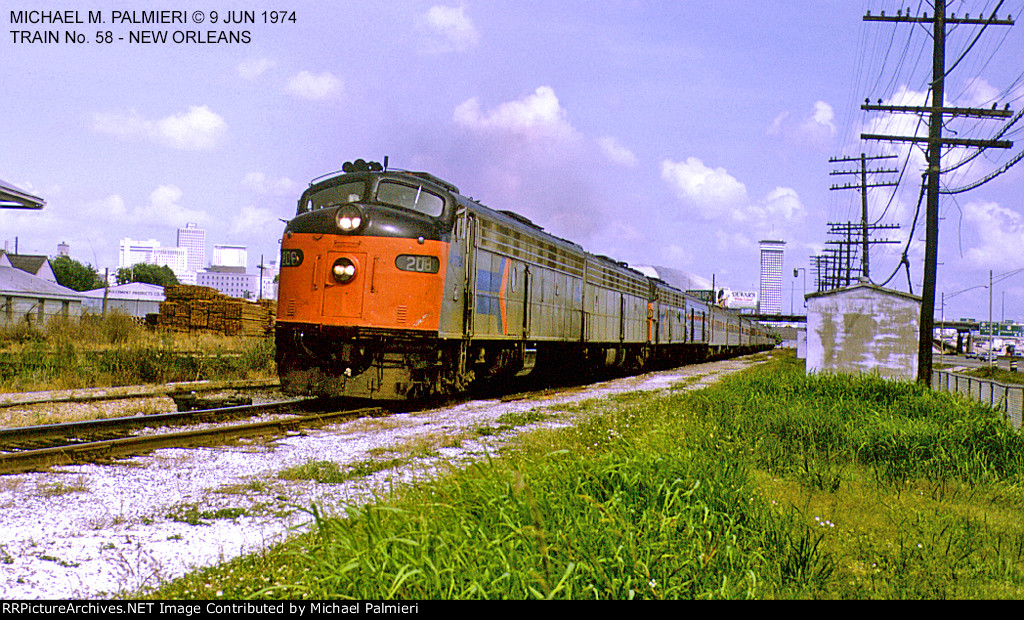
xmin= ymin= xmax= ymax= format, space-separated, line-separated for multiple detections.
xmin=212 ymin=244 xmax=247 ymax=269
xmin=119 ymin=238 xmax=161 ymax=268
xmin=633 ymin=265 xmax=712 ymax=292
xmin=759 ymin=240 xmax=786 ymax=315
xmin=119 ymin=237 xmax=191 ymax=284
xmin=177 ymin=223 xmax=206 ymax=273
xmin=197 ymin=266 xmax=259 ymax=300
xmin=258 ymin=259 xmax=279 ymax=301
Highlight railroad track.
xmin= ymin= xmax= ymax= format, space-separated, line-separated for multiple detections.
xmin=0 ymin=399 xmax=384 ymax=475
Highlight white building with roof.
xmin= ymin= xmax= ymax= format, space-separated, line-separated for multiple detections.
xmin=806 ymin=280 xmax=921 ymax=380
xmin=0 ymin=262 xmax=84 ymax=327
xmin=81 ymin=282 xmax=165 ymax=317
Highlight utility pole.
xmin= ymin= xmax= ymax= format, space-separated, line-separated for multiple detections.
xmin=829 ymin=153 xmax=900 ymax=280
xmin=861 ymin=1 xmax=1014 ymax=385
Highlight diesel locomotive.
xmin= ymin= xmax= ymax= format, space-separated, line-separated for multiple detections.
xmin=275 ymin=159 xmax=775 ymax=400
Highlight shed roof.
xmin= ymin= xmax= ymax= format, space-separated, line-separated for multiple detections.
xmin=0 ymin=265 xmax=84 ymax=301
xmin=0 ymin=178 xmax=45 ymax=210
xmin=2 ymin=253 xmax=49 ymax=276
xmin=806 ymin=279 xmax=921 ymax=304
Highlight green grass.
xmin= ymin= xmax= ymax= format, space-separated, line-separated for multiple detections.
xmin=278 ymin=459 xmax=409 ymax=485
xmin=0 ymin=313 xmax=275 ymax=392
xmin=167 ymin=504 xmax=250 ymax=526
xmin=138 ymin=350 xmax=1024 ymax=599
xmin=963 ymin=365 xmax=1024 ymax=386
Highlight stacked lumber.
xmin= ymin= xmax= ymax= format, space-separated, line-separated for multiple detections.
xmin=153 ymin=285 xmax=274 ymax=337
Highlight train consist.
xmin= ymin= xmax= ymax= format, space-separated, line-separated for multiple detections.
xmin=275 ymin=159 xmax=776 ymax=400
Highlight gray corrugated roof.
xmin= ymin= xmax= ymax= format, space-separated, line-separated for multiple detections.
xmin=0 ymin=265 xmax=84 ymax=300
xmin=0 ymin=177 xmax=45 ymax=209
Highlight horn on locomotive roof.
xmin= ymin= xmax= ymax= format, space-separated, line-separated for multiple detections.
xmin=342 ymin=159 xmax=384 ymax=173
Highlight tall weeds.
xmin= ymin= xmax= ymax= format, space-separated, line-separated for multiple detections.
xmin=144 ymin=351 xmax=1024 ymax=600
xmin=0 ymin=313 xmax=275 ymax=391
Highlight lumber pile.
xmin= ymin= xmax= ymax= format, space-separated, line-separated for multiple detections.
xmin=151 ymin=285 xmax=275 ymax=337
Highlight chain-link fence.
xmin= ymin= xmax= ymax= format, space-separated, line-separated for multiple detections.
xmin=932 ymin=370 xmax=1023 ymax=431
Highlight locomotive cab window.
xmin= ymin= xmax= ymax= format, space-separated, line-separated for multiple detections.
xmin=301 ymin=181 xmax=366 ymax=213
xmin=377 ymin=181 xmax=445 ymax=217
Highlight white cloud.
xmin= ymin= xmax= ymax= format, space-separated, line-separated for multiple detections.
xmin=597 ymin=136 xmax=638 ymax=167
xmin=660 ymin=244 xmax=692 ymax=265
xmin=421 ymin=5 xmax=479 ymax=53
xmin=156 ymin=106 xmax=229 ymax=150
xmin=230 ymin=205 xmax=279 ymax=237
xmin=715 ymin=230 xmax=754 ymax=253
xmin=83 ymin=194 xmax=127 ymax=219
xmin=132 ymin=185 xmax=210 ymax=228
xmin=455 ymin=86 xmax=575 ymax=139
xmin=961 ymin=77 xmax=1001 ymax=108
xmin=767 ymin=100 xmax=835 ymax=146
xmin=661 ymin=157 xmax=805 ymax=229
xmin=285 ymin=70 xmax=343 ymax=100
xmin=660 ymin=157 xmax=748 ymax=219
xmin=767 ymin=111 xmax=790 ymax=136
xmin=964 ymin=201 xmax=1024 ymax=270
xmin=242 ymin=172 xmax=297 ymax=196
xmin=759 ymin=186 xmax=804 ymax=221
xmin=237 ymin=57 xmax=275 ymax=80
xmin=806 ymin=101 xmax=836 ymax=135
xmin=92 ymin=105 xmax=227 ymax=151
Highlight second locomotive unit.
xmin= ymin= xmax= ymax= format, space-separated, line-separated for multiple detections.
xmin=275 ymin=159 xmax=774 ymax=400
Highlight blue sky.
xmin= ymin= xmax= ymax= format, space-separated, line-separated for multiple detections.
xmin=2 ymin=1 xmax=1023 ymax=320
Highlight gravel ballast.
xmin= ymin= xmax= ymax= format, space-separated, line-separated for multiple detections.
xmin=0 ymin=356 xmax=763 ymax=599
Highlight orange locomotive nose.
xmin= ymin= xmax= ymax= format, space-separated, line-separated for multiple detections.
xmin=277 ymin=232 xmax=449 ymax=332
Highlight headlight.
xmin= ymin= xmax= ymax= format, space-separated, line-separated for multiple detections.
xmin=335 ymin=205 xmax=364 ymax=232
xmin=332 ymin=257 xmax=357 ymax=283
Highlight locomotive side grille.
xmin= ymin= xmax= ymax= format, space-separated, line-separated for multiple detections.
xmin=396 ymin=305 xmax=408 ymax=323
xmin=287 ymin=299 xmax=296 ymax=317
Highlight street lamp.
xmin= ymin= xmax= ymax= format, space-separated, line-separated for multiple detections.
xmin=793 ymin=268 xmax=807 ymax=311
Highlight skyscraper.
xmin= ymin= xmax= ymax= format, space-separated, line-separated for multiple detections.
xmin=177 ymin=223 xmax=206 ymax=273
xmin=759 ymin=240 xmax=786 ymax=315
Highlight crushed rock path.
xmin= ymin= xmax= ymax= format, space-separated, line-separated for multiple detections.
xmin=0 ymin=355 xmax=765 ymax=599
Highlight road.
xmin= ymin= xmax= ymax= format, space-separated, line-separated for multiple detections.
xmin=936 ymin=353 xmax=1024 ymax=372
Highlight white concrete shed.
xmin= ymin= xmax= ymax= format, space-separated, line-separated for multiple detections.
xmin=806 ymin=280 xmax=921 ymax=380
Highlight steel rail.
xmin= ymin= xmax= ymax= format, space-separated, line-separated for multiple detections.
xmin=0 ymin=398 xmax=319 ymax=445
xmin=0 ymin=406 xmax=384 ymax=475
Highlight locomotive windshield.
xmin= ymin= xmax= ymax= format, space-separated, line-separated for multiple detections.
xmin=376 ymin=181 xmax=445 ymax=217
xmin=301 ymin=181 xmax=365 ymax=214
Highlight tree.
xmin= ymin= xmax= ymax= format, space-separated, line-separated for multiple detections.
xmin=116 ymin=263 xmax=179 ymax=288
xmin=51 ymin=256 xmax=105 ymax=291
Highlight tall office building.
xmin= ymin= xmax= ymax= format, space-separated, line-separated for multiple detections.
xmin=177 ymin=223 xmax=206 ymax=273
xmin=759 ymin=240 xmax=786 ymax=315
